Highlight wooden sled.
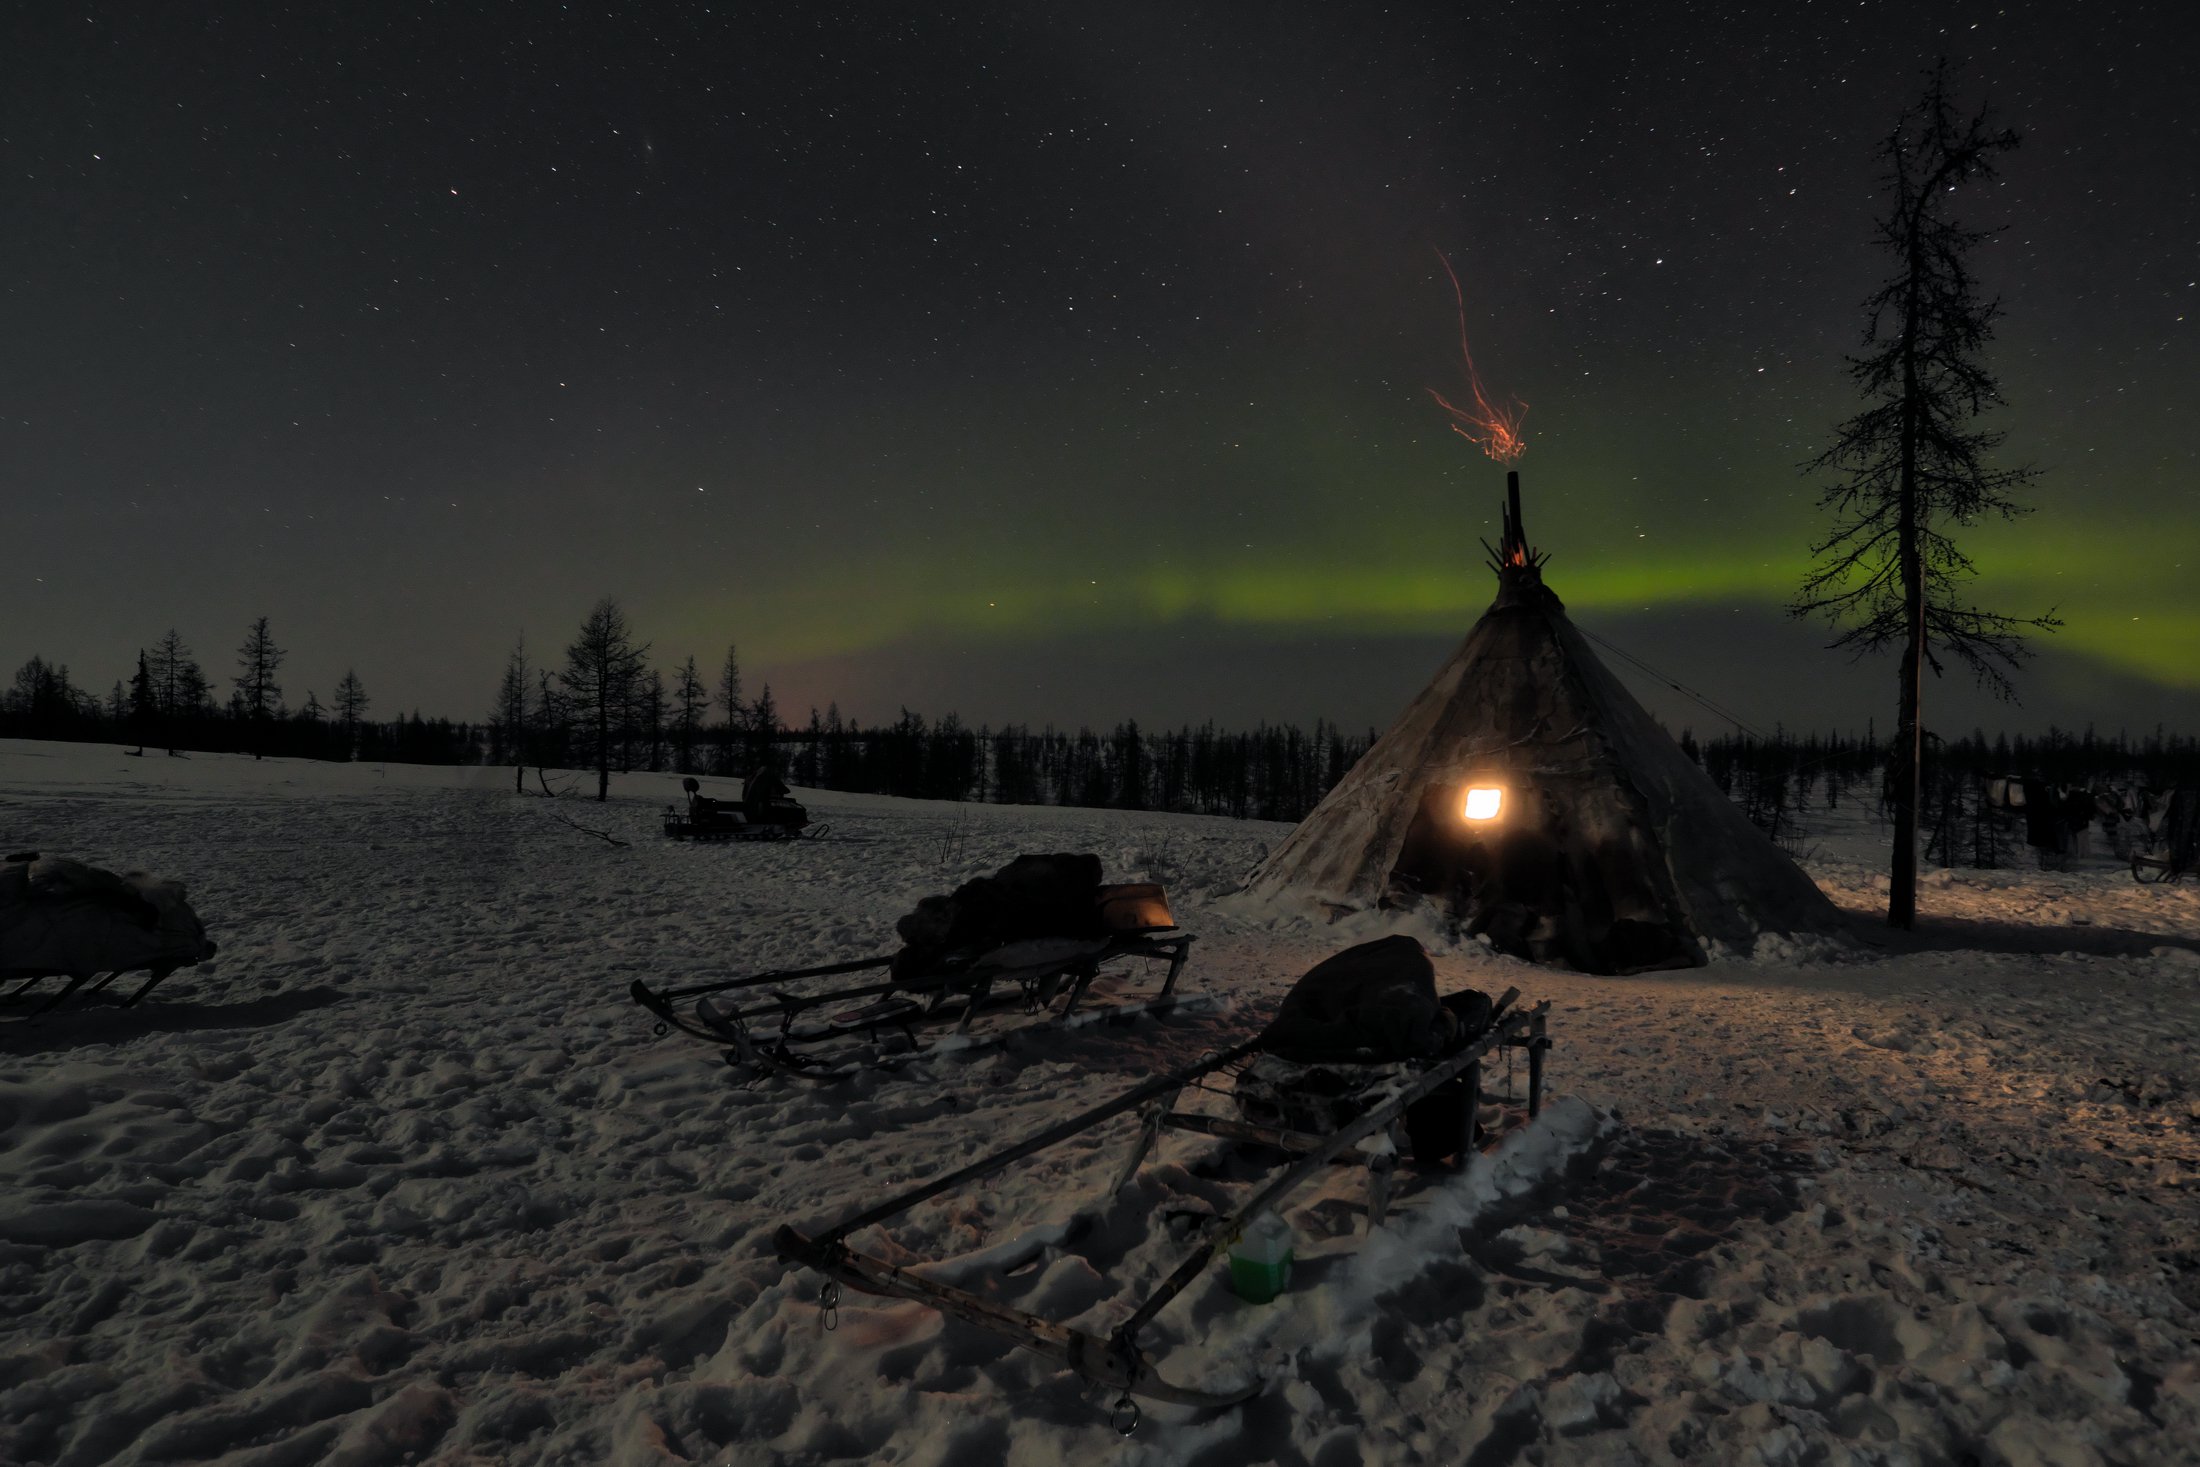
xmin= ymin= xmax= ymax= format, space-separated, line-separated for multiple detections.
xmin=630 ymin=884 xmax=1196 ymax=1082
xmin=3 ymin=853 xmax=217 ymax=1018
xmin=774 ymin=996 xmax=1550 ymax=1431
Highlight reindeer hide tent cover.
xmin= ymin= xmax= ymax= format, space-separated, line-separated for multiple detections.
xmin=1244 ymin=477 xmax=1842 ymax=975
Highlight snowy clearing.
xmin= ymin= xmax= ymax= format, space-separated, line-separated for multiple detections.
xmin=2 ymin=739 xmax=2196 ymax=1466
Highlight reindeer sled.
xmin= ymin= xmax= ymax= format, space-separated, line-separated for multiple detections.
xmin=771 ymin=937 xmax=1552 ymax=1431
xmin=2 ymin=852 xmax=218 ymax=1016
xmin=2129 ymin=788 xmax=2198 ymax=884
xmin=630 ymin=854 xmax=1197 ymax=1081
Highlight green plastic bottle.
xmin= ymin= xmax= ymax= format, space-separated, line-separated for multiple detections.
xmin=1228 ymin=1211 xmax=1295 ymax=1304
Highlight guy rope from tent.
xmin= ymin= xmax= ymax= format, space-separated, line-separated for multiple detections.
xmin=1573 ymin=623 xmax=1771 ymax=743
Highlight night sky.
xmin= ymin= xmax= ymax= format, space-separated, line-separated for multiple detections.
xmin=6 ymin=3 xmax=2194 ymax=740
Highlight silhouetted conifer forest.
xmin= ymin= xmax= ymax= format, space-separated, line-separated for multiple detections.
xmin=7 ymin=644 xmax=2195 ymax=840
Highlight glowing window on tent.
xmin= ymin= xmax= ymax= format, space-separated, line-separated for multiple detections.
xmin=1462 ymin=786 xmax=1504 ymax=822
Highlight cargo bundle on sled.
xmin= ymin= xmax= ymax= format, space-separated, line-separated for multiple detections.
xmin=630 ymin=854 xmax=1196 ymax=1081
xmin=771 ymin=936 xmax=1552 ymax=1431
xmin=663 ymin=773 xmax=818 ymax=842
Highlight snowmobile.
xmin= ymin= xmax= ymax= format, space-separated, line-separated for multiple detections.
xmin=662 ymin=776 xmax=817 ymax=841
xmin=630 ymin=854 xmax=1197 ymax=1081
xmin=770 ymin=937 xmax=1552 ymax=1430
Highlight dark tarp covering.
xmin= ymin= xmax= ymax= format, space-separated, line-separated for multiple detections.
xmin=1238 ymin=935 xmax=1494 ymax=1163
xmin=1255 ymin=935 xmax=1477 ymax=1064
xmin=891 ymin=853 xmax=1106 ymax=980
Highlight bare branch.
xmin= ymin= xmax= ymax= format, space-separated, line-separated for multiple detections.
xmin=547 ymin=810 xmax=631 ymax=847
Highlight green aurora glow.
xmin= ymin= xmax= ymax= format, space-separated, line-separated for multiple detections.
xmin=657 ymin=461 xmax=2195 ymax=699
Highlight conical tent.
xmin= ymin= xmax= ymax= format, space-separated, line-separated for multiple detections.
xmin=1244 ymin=477 xmax=1842 ymax=974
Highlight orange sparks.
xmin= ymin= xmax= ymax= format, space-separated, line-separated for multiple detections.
xmin=1427 ymin=250 xmax=1527 ymax=464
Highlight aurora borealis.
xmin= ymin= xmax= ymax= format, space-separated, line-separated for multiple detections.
xmin=4 ymin=3 xmax=2193 ymax=736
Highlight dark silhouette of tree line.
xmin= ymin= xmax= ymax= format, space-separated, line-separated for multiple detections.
xmin=1689 ymin=724 xmax=2200 ymax=870
xmin=1 ymin=600 xmax=1376 ymax=823
xmin=2 ymin=622 xmax=454 ymax=764
xmin=468 ymin=598 xmax=1379 ymax=819
xmin=8 ymin=599 xmax=2192 ymax=834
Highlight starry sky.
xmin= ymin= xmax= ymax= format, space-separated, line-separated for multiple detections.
xmin=5 ymin=3 xmax=2194 ymax=739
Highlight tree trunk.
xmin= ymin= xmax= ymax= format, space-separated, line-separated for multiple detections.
xmin=1889 ymin=208 xmax=1927 ymax=930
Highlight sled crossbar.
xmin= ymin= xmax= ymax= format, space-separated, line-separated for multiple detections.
xmin=815 ymin=1038 xmax=1263 ymax=1243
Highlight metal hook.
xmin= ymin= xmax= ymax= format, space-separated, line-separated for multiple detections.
xmin=819 ymin=1279 xmax=840 ymax=1332
xmin=1111 ymin=1394 xmax=1140 ymax=1436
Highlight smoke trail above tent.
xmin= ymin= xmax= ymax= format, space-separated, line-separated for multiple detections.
xmin=1427 ymin=250 xmax=1528 ymax=465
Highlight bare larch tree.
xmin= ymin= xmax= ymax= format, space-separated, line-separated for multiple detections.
xmin=148 ymin=629 xmax=202 ymax=755
xmin=716 ymin=643 xmax=743 ymax=776
xmin=233 ymin=616 xmax=286 ymax=759
xmin=495 ymin=638 xmax=532 ymax=790
xmin=673 ymin=654 xmax=707 ymax=773
xmin=333 ymin=669 xmax=369 ymax=759
xmin=1793 ymin=61 xmax=2057 ymax=929
xmin=562 ymin=598 xmax=650 ymax=801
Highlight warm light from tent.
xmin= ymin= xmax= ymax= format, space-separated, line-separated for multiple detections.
xmin=1463 ymin=786 xmax=1503 ymax=822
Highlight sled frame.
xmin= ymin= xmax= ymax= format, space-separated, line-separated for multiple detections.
xmin=630 ymin=932 xmax=1196 ymax=1081
xmin=2 ymin=964 xmax=180 ymax=1017
xmin=775 ymin=1000 xmax=1550 ymax=1425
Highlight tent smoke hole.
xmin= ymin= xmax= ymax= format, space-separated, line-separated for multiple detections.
xmin=1244 ymin=472 xmax=1841 ymax=975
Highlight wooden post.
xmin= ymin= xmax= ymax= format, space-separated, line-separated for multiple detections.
xmin=1459 ymin=1057 xmax=1481 ymax=1171
xmin=1527 ymin=1015 xmax=1546 ymax=1119
xmin=1158 ymin=937 xmax=1193 ymax=998
xmin=1110 ymin=1093 xmax=1177 ymax=1194
xmin=1366 ymin=1144 xmax=1398 ymax=1229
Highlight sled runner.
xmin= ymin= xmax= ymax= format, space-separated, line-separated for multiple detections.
xmin=1 ymin=852 xmax=218 ymax=1016
xmin=773 ymin=968 xmax=1550 ymax=1430
xmin=662 ymin=776 xmax=818 ymax=841
xmin=630 ymin=858 xmax=1196 ymax=1080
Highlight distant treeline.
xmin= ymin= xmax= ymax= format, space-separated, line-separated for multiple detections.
xmin=1692 ymin=724 xmax=2200 ymax=868
xmin=8 ymin=622 xmax=2196 ymax=835
xmin=0 ymin=633 xmax=1373 ymax=820
xmin=0 ymin=643 xmax=474 ymax=765
xmin=1692 ymin=724 xmax=2200 ymax=809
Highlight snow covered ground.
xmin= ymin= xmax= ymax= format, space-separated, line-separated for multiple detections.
xmin=2 ymin=738 xmax=2195 ymax=1466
